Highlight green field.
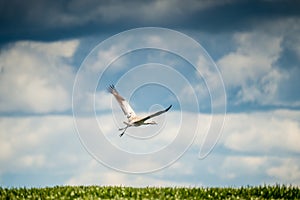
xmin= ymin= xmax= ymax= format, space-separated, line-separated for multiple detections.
xmin=0 ymin=185 xmax=299 ymax=199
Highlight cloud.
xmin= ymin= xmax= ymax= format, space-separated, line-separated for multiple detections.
xmin=2 ymin=0 xmax=300 ymax=44
xmin=65 ymin=159 xmax=195 ymax=187
xmin=217 ymin=155 xmax=300 ymax=185
xmin=220 ymin=156 xmax=268 ymax=179
xmin=0 ymin=116 xmax=87 ymax=177
xmin=221 ymin=110 xmax=300 ymax=154
xmin=0 ymin=112 xmax=202 ymax=186
xmin=217 ymin=31 xmax=294 ymax=106
xmin=0 ymin=5 xmax=300 ymax=187
xmin=267 ymin=158 xmax=300 ymax=184
xmin=0 ymin=0 xmax=228 ymax=29
xmin=1 ymin=109 xmax=300 ymax=186
xmin=213 ymin=16 xmax=300 ymax=109
xmin=0 ymin=40 xmax=79 ymax=113
xmin=207 ymin=110 xmax=300 ymax=185
xmin=67 ymin=107 xmax=300 ymax=186
xmin=218 ymin=31 xmax=282 ymax=86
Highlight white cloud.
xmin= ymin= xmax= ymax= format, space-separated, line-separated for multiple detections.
xmin=0 ymin=112 xmax=203 ymax=186
xmin=66 ymin=159 xmax=194 ymax=187
xmin=19 ymin=154 xmax=46 ymax=168
xmin=267 ymin=158 xmax=300 ymax=184
xmin=220 ymin=156 xmax=268 ymax=179
xmin=1 ymin=28 xmax=299 ymax=187
xmin=217 ymin=155 xmax=300 ymax=185
xmin=89 ymin=43 xmax=129 ymax=72
xmin=217 ymin=31 xmax=287 ymax=105
xmin=0 ymin=40 xmax=79 ymax=113
xmin=0 ymin=116 xmax=86 ymax=174
xmin=22 ymin=40 xmax=79 ymax=58
xmin=201 ymin=110 xmax=300 ymax=185
xmin=74 ymin=91 xmax=112 ymax=113
xmin=216 ymin=18 xmax=300 ymax=107
xmin=257 ymin=17 xmax=300 ymax=57
xmin=221 ymin=110 xmax=300 ymax=154
xmin=1 ymin=109 xmax=300 ymax=186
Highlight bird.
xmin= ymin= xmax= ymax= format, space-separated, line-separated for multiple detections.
xmin=107 ymin=84 xmax=172 ymax=137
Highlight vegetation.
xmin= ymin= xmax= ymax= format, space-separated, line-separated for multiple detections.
xmin=0 ymin=185 xmax=299 ymax=199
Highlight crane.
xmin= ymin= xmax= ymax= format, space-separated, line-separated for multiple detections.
xmin=107 ymin=85 xmax=172 ymax=137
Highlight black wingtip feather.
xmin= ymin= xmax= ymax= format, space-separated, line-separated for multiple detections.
xmin=165 ymin=104 xmax=172 ymax=112
xmin=107 ymin=84 xmax=115 ymax=93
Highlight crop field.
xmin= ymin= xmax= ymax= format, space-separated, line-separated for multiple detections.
xmin=0 ymin=185 xmax=299 ymax=199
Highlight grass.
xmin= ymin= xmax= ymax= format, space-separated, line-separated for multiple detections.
xmin=0 ymin=185 xmax=299 ymax=199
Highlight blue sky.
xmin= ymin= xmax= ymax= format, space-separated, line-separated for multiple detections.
xmin=0 ymin=0 xmax=300 ymax=187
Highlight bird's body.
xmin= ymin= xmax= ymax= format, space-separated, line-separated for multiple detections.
xmin=107 ymin=85 xmax=172 ymax=137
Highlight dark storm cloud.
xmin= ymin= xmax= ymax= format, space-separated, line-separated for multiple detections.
xmin=186 ymin=0 xmax=300 ymax=31
xmin=1 ymin=0 xmax=299 ymax=44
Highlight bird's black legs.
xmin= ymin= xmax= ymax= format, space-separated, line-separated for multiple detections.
xmin=119 ymin=126 xmax=128 ymax=137
xmin=118 ymin=127 xmax=126 ymax=131
xmin=119 ymin=131 xmax=125 ymax=137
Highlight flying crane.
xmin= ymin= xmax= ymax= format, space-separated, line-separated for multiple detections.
xmin=108 ymin=85 xmax=172 ymax=137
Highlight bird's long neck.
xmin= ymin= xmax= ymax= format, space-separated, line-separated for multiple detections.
xmin=145 ymin=121 xmax=156 ymax=125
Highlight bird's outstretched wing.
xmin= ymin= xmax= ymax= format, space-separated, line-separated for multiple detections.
xmin=138 ymin=105 xmax=172 ymax=123
xmin=107 ymin=85 xmax=136 ymax=119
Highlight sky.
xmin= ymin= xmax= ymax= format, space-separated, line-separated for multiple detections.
xmin=0 ymin=0 xmax=300 ymax=187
